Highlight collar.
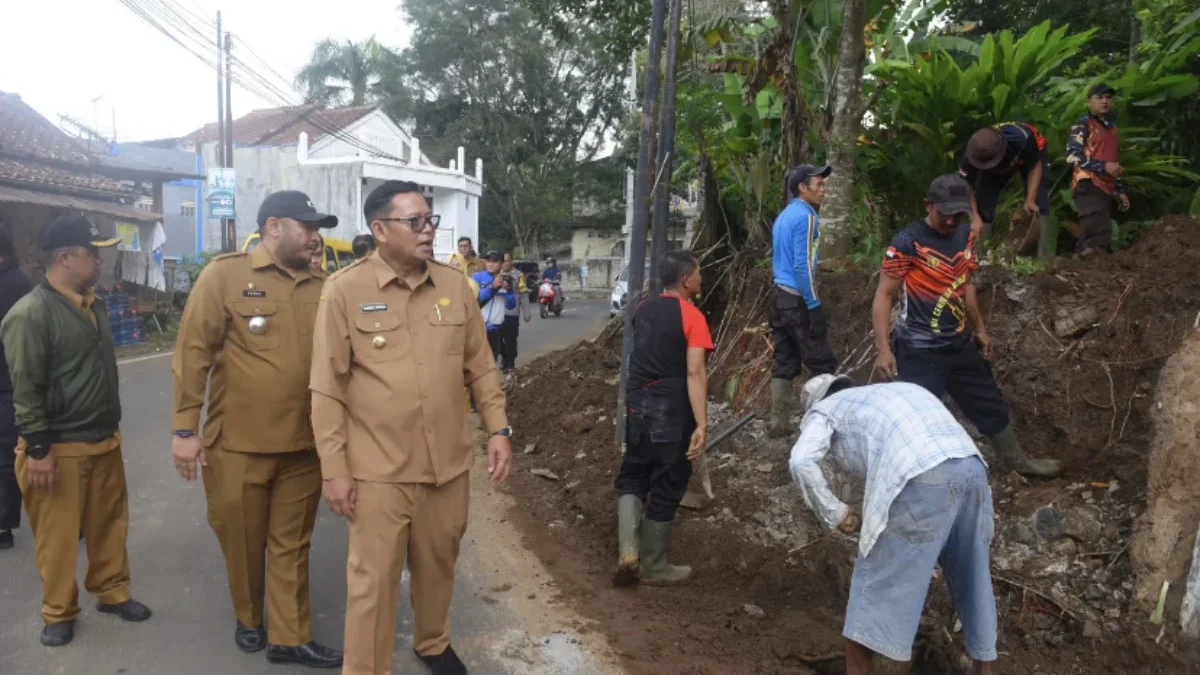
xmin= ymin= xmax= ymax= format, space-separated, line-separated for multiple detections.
xmin=45 ymin=275 xmax=94 ymax=311
xmin=369 ymin=250 xmax=432 ymax=290
xmin=1088 ymin=112 xmax=1116 ymax=128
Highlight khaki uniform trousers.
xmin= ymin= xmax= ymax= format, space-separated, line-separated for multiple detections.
xmin=203 ymin=447 xmax=322 ymax=646
xmin=16 ymin=445 xmax=132 ymax=624
xmin=343 ymin=472 xmax=470 ymax=675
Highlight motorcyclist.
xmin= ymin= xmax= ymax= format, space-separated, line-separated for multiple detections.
xmin=540 ymin=258 xmax=564 ymax=307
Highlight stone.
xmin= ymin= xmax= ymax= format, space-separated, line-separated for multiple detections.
xmin=743 ymin=604 xmax=766 ymax=619
xmin=756 ymin=463 xmax=773 ymax=474
xmin=531 ymin=468 xmax=560 ymax=481
xmin=1105 ymin=608 xmax=1121 ymax=619
xmin=1011 ymin=520 xmax=1040 ymax=547
xmin=523 ymin=443 xmax=538 ymax=455
xmin=1051 ymin=539 xmax=1079 ymax=557
xmin=1082 ymin=621 xmax=1103 ymax=639
xmin=1034 ymin=506 xmax=1069 ymax=542
xmin=1065 ymin=505 xmax=1105 ymax=544
xmin=1032 ymin=557 xmax=1070 ymax=578
xmin=1084 ymin=585 xmax=1107 ymax=602
xmin=1053 ymin=304 xmax=1099 ymax=339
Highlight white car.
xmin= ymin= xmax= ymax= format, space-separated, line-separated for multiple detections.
xmin=609 ymin=263 xmax=651 ymax=317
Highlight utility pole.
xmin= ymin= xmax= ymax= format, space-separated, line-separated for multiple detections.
xmin=615 ymin=0 xmax=668 ymax=452
xmin=216 ymin=10 xmax=227 ymax=251
xmin=224 ymin=30 xmax=236 ymax=252
xmin=648 ymin=0 xmax=683 ymax=296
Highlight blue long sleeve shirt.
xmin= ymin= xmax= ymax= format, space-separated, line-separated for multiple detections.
xmin=472 ymin=270 xmax=517 ymax=331
xmin=772 ymin=198 xmax=821 ymax=309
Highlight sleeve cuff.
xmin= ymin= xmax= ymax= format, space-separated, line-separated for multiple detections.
xmin=319 ymin=454 xmax=351 ymax=479
xmin=172 ymin=411 xmax=201 ymax=432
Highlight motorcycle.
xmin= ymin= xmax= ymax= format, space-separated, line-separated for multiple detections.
xmin=537 ymin=280 xmax=564 ymax=318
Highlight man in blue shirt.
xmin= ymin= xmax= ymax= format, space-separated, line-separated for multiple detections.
xmin=472 ymin=251 xmax=517 ymax=365
xmin=769 ymin=164 xmax=838 ymax=438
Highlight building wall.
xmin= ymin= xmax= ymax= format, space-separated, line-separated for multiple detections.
xmin=309 ymin=111 xmax=411 ymax=162
xmin=112 ymin=143 xmax=205 ymax=258
xmin=570 ymin=228 xmax=623 ymax=260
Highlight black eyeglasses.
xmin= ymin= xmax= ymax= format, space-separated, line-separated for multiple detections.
xmin=376 ymin=215 xmax=441 ymax=232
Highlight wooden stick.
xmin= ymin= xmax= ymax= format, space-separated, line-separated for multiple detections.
xmin=1106 ymin=283 xmax=1134 ymax=326
xmin=995 ymin=576 xmax=1078 ymax=622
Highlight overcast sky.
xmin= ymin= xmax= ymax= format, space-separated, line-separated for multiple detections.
xmin=1 ymin=0 xmax=412 ymax=142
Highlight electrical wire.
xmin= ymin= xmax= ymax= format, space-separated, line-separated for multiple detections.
xmin=116 ymin=0 xmax=405 ymax=160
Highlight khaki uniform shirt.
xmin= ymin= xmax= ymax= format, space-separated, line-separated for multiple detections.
xmin=173 ymin=244 xmax=325 ymax=454
xmin=43 ymin=277 xmax=116 ymax=458
xmin=310 ymin=252 xmax=507 ymax=484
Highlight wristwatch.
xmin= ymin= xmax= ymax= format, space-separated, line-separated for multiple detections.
xmin=491 ymin=426 xmax=513 ymax=439
xmin=173 ymin=430 xmax=196 ymax=439
xmin=25 ymin=433 xmax=52 ymax=460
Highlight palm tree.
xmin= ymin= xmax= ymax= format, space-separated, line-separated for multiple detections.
xmin=296 ymin=37 xmax=394 ymax=107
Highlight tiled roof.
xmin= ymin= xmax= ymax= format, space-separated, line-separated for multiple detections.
xmin=182 ymin=104 xmax=377 ymax=147
xmin=0 ymin=92 xmax=132 ymax=196
xmin=0 ymin=184 xmax=160 ymax=223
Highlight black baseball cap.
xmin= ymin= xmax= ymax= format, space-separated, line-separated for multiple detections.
xmin=38 ymin=215 xmax=121 ymax=250
xmin=786 ymin=164 xmax=832 ymax=195
xmin=1088 ymin=82 xmax=1117 ymax=98
xmin=256 ymin=190 xmax=338 ymax=229
xmin=926 ymin=174 xmax=972 ymax=215
xmin=484 ymin=250 xmax=504 ymax=262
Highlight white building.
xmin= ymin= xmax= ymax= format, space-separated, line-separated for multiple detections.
xmin=177 ymin=104 xmax=482 ymax=260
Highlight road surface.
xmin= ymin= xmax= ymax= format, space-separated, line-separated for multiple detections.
xmin=0 ymin=298 xmax=617 ymax=675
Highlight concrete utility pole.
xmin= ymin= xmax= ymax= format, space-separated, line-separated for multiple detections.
xmin=216 ymin=10 xmax=226 ymax=251
xmin=615 ymin=0 xmax=668 ymax=452
xmin=648 ymin=0 xmax=683 ymax=296
xmin=224 ymin=30 xmax=236 ymax=252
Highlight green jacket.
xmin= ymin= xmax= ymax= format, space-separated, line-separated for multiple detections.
xmin=0 ymin=283 xmax=121 ymax=444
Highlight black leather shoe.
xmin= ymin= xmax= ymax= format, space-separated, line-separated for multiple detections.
xmin=40 ymin=620 xmax=75 ymax=647
xmin=96 ymin=599 xmax=152 ymax=622
xmin=0 ymin=530 xmax=13 ymax=549
xmin=235 ymin=622 xmax=266 ymax=653
xmin=266 ymin=641 xmax=343 ymax=669
xmin=416 ymin=645 xmax=468 ymax=675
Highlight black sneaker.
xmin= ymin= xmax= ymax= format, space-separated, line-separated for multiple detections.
xmin=416 ymin=645 xmax=468 ymax=675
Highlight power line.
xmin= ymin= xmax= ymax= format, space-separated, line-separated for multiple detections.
xmin=116 ymin=0 xmax=404 ymax=160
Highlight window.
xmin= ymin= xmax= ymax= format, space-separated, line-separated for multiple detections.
xmin=325 ymin=246 xmax=338 ymax=273
xmin=180 ymin=200 xmax=196 ymax=217
xmin=338 ymin=250 xmax=356 ymax=269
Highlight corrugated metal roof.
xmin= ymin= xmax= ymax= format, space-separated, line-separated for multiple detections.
xmin=0 ymin=184 xmax=162 ymax=223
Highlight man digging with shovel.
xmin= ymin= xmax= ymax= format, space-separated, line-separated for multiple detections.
xmin=614 ymin=250 xmax=712 ymax=587
xmin=789 ymin=375 xmax=998 ymax=675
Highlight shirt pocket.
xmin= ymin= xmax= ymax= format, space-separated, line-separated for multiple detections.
xmin=230 ymin=301 xmax=280 ymax=351
xmin=427 ymin=306 xmax=466 ymax=355
xmin=353 ymin=313 xmax=404 ymax=361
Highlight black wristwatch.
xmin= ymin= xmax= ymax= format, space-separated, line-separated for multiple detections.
xmin=491 ymin=426 xmax=513 ymax=439
xmin=25 ymin=433 xmax=52 ymax=460
xmin=174 ymin=430 xmax=196 ymax=439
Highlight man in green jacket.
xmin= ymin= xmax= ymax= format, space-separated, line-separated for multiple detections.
xmin=0 ymin=215 xmax=152 ymax=647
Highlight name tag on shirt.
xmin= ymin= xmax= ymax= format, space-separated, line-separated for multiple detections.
xmin=243 ymin=290 xmax=266 ymax=298
xmin=360 ymin=303 xmax=388 ymax=313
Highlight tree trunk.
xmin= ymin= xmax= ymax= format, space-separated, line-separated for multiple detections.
xmin=819 ymin=0 xmax=869 ymax=264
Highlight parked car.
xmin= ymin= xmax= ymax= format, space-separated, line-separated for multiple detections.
xmin=512 ymin=260 xmax=541 ymax=301
xmin=610 ymin=262 xmax=651 ymax=317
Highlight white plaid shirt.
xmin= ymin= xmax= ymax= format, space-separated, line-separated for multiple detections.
xmin=788 ymin=382 xmax=985 ymax=557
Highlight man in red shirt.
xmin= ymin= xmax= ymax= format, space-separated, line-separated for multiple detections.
xmin=1068 ymin=83 xmax=1129 ymax=253
xmin=614 ymin=249 xmax=713 ymax=587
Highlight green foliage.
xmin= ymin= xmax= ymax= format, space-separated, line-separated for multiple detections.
xmin=1113 ymin=219 xmax=1156 ymax=251
xmin=296 ymin=38 xmax=395 ymax=107
xmin=1004 ymin=256 xmax=1043 ymax=276
xmin=181 ymin=250 xmax=220 ymax=290
xmin=864 ymin=20 xmax=1200 ymax=228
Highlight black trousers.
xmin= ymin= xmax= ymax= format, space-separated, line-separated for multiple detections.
xmin=895 ymin=339 xmax=1011 ymax=437
xmin=973 ymin=151 xmax=1052 ymax=225
xmin=1073 ymin=179 xmax=1114 ymax=252
xmin=0 ymin=391 xmax=20 ymax=530
xmin=769 ymin=287 xmax=838 ymax=380
xmin=617 ymin=408 xmax=693 ymax=523
xmin=499 ymin=315 xmax=520 ymax=371
xmin=486 ymin=329 xmax=503 ymax=366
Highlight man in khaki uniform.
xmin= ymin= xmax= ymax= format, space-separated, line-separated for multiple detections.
xmin=1 ymin=215 xmax=152 ymax=647
xmin=172 ymin=191 xmax=342 ymax=668
xmin=311 ymin=180 xmax=513 ymax=675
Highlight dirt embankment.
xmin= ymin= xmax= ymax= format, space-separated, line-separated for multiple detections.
xmin=503 ymin=215 xmax=1200 ymax=675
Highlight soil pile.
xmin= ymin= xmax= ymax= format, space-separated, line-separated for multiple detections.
xmin=503 ymin=215 xmax=1200 ymax=675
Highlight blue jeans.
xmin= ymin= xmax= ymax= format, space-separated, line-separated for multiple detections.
xmin=844 ymin=456 xmax=997 ymax=662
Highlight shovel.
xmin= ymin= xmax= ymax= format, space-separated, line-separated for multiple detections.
xmin=691 ymin=413 xmax=757 ymax=500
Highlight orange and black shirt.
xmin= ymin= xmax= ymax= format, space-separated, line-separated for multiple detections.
xmin=882 ymin=220 xmax=978 ymax=350
xmin=627 ymin=294 xmax=714 ymax=427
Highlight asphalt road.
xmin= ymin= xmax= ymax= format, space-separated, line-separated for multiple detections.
xmin=0 ymin=297 xmax=615 ymax=675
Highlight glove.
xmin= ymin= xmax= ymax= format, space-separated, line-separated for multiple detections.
xmin=808 ymin=304 xmax=828 ymax=338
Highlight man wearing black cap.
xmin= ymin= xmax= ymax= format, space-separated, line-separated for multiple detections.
xmin=871 ymin=175 xmax=1062 ymax=478
xmin=471 ymin=251 xmax=515 ymax=366
xmin=1067 ymin=83 xmax=1129 ymax=253
xmin=959 ymin=121 xmax=1052 ymax=246
xmin=768 ymin=163 xmax=839 ymax=438
xmin=0 ymin=215 xmax=152 ymax=646
xmin=172 ymin=190 xmax=342 ymax=667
